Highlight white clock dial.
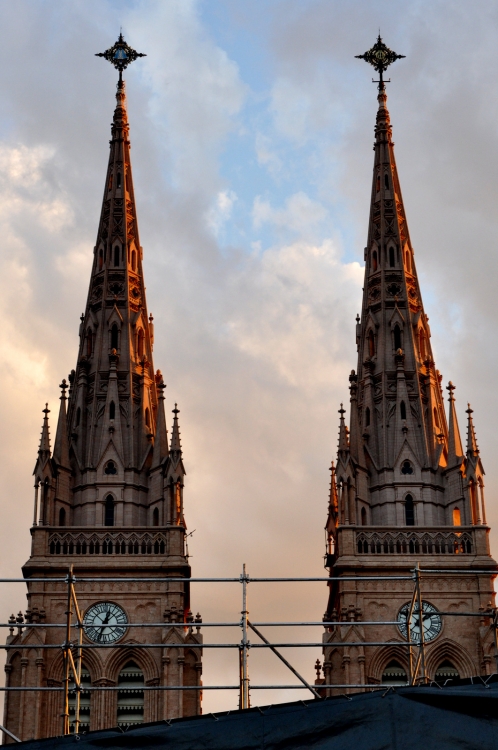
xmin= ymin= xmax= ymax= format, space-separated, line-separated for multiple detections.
xmin=83 ymin=602 xmax=128 ymax=644
xmin=397 ymin=600 xmax=442 ymax=644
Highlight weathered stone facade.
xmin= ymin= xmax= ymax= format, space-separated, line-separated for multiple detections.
xmin=2 ymin=78 xmax=202 ymax=743
xmin=321 ymin=82 xmax=497 ymax=690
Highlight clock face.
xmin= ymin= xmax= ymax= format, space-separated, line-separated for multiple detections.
xmin=83 ymin=602 xmax=128 ymax=644
xmin=397 ymin=600 xmax=442 ymax=644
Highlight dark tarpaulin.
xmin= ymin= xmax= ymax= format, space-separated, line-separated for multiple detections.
xmin=12 ymin=680 xmax=498 ymax=750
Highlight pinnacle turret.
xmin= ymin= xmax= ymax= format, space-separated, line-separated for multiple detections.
xmin=38 ymin=405 xmax=51 ymax=461
xmin=466 ymin=404 xmax=480 ymax=459
xmin=53 ymin=380 xmax=70 ymax=469
xmin=170 ymin=404 xmax=182 ymax=459
xmin=446 ymin=382 xmax=464 ymax=467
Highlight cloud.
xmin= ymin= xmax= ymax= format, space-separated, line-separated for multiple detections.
xmin=253 ymin=192 xmax=328 ymax=235
xmin=206 ymin=189 xmax=237 ymax=235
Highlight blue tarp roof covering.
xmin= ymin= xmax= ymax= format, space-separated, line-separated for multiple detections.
xmin=14 ymin=679 xmax=498 ymax=749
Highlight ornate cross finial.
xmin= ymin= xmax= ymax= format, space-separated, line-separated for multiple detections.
xmin=96 ymin=32 xmax=146 ymax=81
xmin=355 ymin=34 xmax=405 ymax=90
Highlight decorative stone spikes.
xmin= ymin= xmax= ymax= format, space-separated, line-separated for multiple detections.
xmin=446 ymin=381 xmax=464 ymax=467
xmin=466 ymin=404 xmax=480 ymax=459
xmin=53 ymin=380 xmax=70 ymax=469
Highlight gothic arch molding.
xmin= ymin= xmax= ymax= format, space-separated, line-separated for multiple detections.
xmin=103 ymin=640 xmax=159 ymax=684
xmin=46 ymin=647 xmax=104 ymax=684
xmin=367 ymin=642 xmax=409 ymax=683
xmin=425 ymin=638 xmax=475 ymax=679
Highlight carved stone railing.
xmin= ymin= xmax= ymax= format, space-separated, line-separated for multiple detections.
xmin=48 ymin=530 xmax=168 ymax=556
xmin=355 ymin=528 xmax=474 ymax=556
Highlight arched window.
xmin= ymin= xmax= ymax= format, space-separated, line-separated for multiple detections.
xmin=433 ymin=407 xmax=439 ymax=428
xmin=104 ymin=495 xmax=114 ymax=527
xmin=131 ymin=250 xmax=137 ymax=271
xmin=109 ymin=401 xmax=116 ymax=420
xmin=365 ymin=407 xmax=370 ymax=427
xmin=117 ymin=662 xmax=144 ymax=728
xmin=111 ymin=324 xmax=119 ymax=351
xmin=384 ymin=174 xmax=389 ymax=191
xmin=153 ymin=507 xmax=159 ymax=527
xmin=405 ymin=495 xmax=415 ymax=526
xmin=108 ymin=174 xmax=113 ymax=191
xmin=381 ymin=660 xmax=407 ymax=685
xmin=116 ymin=172 xmax=121 ymax=189
xmin=400 ymin=401 xmax=407 ymax=420
xmin=389 ymin=246 xmax=395 ymax=267
xmin=361 ymin=507 xmax=367 ymax=526
xmin=137 ymin=329 xmax=144 ymax=359
xmin=368 ymin=330 xmax=375 ymax=358
xmin=405 ymin=250 xmax=411 ymax=273
xmin=419 ymin=329 xmax=426 ymax=359
xmin=393 ymin=325 xmax=402 ymax=351
xmin=453 ymin=507 xmax=461 ymax=526
xmin=145 ymin=407 xmax=150 ymax=428
xmin=114 ymin=246 xmax=120 ymax=267
xmin=435 ymin=660 xmax=459 ymax=682
xmin=86 ymin=329 xmax=93 ymax=357
xmin=68 ymin=667 xmax=91 ymax=733
xmin=59 ymin=507 xmax=66 ymax=526
xmin=469 ymin=479 xmax=478 ymax=524
xmin=75 ymin=407 xmax=81 ymax=428
xmin=376 ymin=175 xmax=380 ymax=193
xmin=99 ymin=249 xmax=103 ymax=271
xmin=372 ymin=250 xmax=378 ymax=272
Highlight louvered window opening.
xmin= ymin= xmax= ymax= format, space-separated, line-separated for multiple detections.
xmin=381 ymin=660 xmax=407 ymax=686
xmin=68 ymin=668 xmax=91 ymax=733
xmin=117 ymin=662 xmax=144 ymax=728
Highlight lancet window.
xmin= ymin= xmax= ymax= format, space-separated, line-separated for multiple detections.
xmin=111 ymin=324 xmax=119 ymax=351
xmin=393 ymin=324 xmax=402 ymax=351
xmin=104 ymin=495 xmax=115 ymax=527
xmin=367 ymin=330 xmax=375 ymax=358
xmin=381 ymin=661 xmax=407 ymax=685
xmin=68 ymin=667 xmax=91 ymax=733
xmin=405 ymin=495 xmax=415 ymax=526
xmin=389 ymin=246 xmax=395 ymax=267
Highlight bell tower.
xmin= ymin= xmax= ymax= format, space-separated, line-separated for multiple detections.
xmin=3 ymin=35 xmax=202 ymax=743
xmin=321 ymin=37 xmax=497 ymax=690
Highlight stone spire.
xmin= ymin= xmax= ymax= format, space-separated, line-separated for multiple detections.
xmin=466 ymin=404 xmax=480 ymax=459
xmin=67 ymin=75 xmax=157 ymax=485
xmin=151 ymin=377 xmax=169 ymax=468
xmin=446 ymin=381 xmax=464 ymax=467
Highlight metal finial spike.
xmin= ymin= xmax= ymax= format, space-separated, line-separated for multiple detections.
xmin=96 ymin=33 xmax=146 ymax=80
xmin=355 ymin=35 xmax=405 ymax=90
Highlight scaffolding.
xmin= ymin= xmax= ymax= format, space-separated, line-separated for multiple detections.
xmin=0 ymin=563 xmax=496 ymax=743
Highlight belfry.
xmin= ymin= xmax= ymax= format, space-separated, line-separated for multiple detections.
xmin=3 ymin=35 xmax=202 ymax=742
xmin=322 ymin=37 xmax=497 ymax=688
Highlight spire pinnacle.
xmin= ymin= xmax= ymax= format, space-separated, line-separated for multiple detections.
xmin=39 ymin=404 xmax=51 ymax=459
xmin=152 ymin=377 xmax=169 ymax=468
xmin=446 ymin=381 xmax=464 ymax=466
xmin=170 ymin=404 xmax=182 ymax=457
xmin=355 ymin=34 xmax=405 ymax=90
xmin=466 ymin=404 xmax=480 ymax=458
xmin=338 ymin=404 xmax=349 ymax=454
xmin=96 ymin=33 xmax=146 ymax=82
xmin=53 ymin=381 xmax=70 ymax=469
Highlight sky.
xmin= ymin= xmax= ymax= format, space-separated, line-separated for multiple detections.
xmin=0 ymin=0 xmax=498 ymax=715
